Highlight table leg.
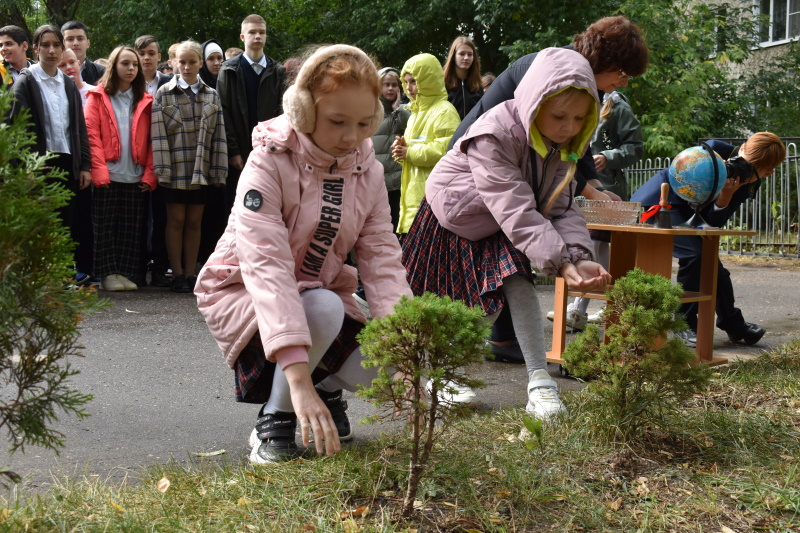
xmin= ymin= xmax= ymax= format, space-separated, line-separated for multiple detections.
xmin=546 ymin=277 xmax=569 ymax=364
xmin=696 ymin=236 xmax=726 ymax=364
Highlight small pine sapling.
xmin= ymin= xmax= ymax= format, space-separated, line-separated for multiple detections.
xmin=0 ymin=90 xmax=106 ymax=485
xmin=563 ymin=268 xmax=711 ymax=441
xmin=357 ymin=293 xmax=489 ymax=517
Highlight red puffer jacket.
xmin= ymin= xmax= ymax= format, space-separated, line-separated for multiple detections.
xmin=84 ymin=85 xmax=157 ymax=189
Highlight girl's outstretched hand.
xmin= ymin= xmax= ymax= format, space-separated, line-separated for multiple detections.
xmin=284 ymin=363 xmax=341 ymax=457
xmin=559 ymin=260 xmax=612 ymax=293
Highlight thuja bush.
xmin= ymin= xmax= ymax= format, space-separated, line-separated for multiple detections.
xmin=357 ymin=293 xmax=489 ymax=517
xmin=0 ymin=90 xmax=105 ymax=484
xmin=563 ymin=268 xmax=711 ymax=441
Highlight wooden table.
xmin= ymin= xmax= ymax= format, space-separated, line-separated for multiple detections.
xmin=546 ymin=224 xmax=756 ymax=366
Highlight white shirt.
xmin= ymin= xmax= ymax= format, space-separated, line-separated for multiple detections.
xmin=106 ymin=88 xmax=142 ymax=183
xmin=243 ymin=52 xmax=267 ymax=75
xmin=30 ymin=64 xmax=70 ymax=154
xmin=176 ymin=76 xmax=202 ymax=93
xmin=79 ymin=83 xmax=95 ymax=107
xmin=144 ymin=71 xmax=165 ymax=97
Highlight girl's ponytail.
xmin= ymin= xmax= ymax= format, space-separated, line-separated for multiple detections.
xmin=542 ymin=160 xmax=577 ymax=217
xmin=599 ymin=96 xmax=614 ymax=121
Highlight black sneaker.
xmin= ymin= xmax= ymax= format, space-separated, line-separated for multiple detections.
xmin=170 ymin=274 xmax=191 ymax=293
xmin=315 ymin=388 xmax=353 ymax=441
xmin=150 ymin=267 xmax=172 ymax=288
xmin=487 ymin=340 xmax=525 ymax=364
xmin=249 ymin=412 xmax=301 ymax=464
xmin=727 ymin=322 xmax=766 ymax=345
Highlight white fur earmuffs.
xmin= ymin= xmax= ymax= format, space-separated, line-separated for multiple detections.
xmin=283 ymin=44 xmax=384 ymax=137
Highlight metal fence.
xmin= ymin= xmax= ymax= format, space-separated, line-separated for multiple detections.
xmin=625 ymin=139 xmax=800 ymax=257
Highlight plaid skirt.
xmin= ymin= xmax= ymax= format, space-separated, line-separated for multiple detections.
xmin=234 ymin=315 xmax=365 ymax=404
xmin=402 ymin=198 xmax=533 ymax=315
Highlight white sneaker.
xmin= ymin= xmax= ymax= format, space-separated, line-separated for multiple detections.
xmin=117 ymin=274 xmax=138 ymax=291
xmin=565 ymin=307 xmax=588 ymax=331
xmin=101 ymin=275 xmax=125 ymax=291
xmin=546 ymin=305 xmax=588 ymax=331
xmin=526 ymin=369 xmax=567 ymax=420
xmin=587 ymin=307 xmax=605 ymax=324
xmin=425 ymin=379 xmax=477 ymax=405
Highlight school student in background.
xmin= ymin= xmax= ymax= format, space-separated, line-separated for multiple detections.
xmin=10 ymin=25 xmax=92 ymax=284
xmin=84 ymin=45 xmax=157 ymax=291
xmin=58 ymin=47 xmax=95 ymax=106
xmin=217 ymin=14 xmax=286 ymax=212
xmin=61 ymin=21 xmax=105 ymax=85
xmin=443 ymin=36 xmax=483 ymax=120
xmin=1 ymin=25 xmax=33 ymax=83
xmin=391 ymin=53 xmax=460 ymax=235
xmin=135 ymin=34 xmax=172 ymax=287
xmin=152 ymin=40 xmax=227 ymax=293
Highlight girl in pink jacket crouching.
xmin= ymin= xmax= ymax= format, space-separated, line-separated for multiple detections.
xmin=403 ymin=48 xmax=612 ymax=420
xmin=195 ymin=45 xmax=412 ymax=464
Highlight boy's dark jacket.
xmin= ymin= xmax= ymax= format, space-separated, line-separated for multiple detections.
xmin=216 ymin=54 xmax=286 ymax=161
xmin=631 ymin=139 xmax=762 ymax=230
xmin=10 ymin=68 xmax=91 ymax=185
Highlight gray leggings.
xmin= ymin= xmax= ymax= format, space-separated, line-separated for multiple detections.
xmin=262 ymin=289 xmax=376 ymax=415
xmin=492 ymin=274 xmax=547 ymax=380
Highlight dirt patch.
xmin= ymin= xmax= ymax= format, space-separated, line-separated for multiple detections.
xmin=722 ymin=255 xmax=800 ymax=270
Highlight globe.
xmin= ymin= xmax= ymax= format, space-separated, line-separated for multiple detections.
xmin=668 ymin=145 xmax=727 ymax=205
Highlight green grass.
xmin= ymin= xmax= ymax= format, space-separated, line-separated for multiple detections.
xmin=2 ymin=341 xmax=800 ymax=532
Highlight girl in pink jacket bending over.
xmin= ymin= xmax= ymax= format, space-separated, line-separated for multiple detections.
xmin=403 ymin=48 xmax=612 ymax=420
xmin=196 ymin=45 xmax=412 ymax=464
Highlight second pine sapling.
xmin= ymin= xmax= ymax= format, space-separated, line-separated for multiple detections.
xmin=357 ymin=293 xmax=489 ymax=517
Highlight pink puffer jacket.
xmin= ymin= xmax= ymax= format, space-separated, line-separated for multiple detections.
xmin=195 ymin=115 xmax=412 ymax=369
xmin=426 ymin=48 xmax=599 ymax=276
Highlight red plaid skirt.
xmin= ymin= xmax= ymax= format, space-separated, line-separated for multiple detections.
xmin=401 ymin=199 xmax=534 ymax=315
xmin=234 ymin=316 xmax=365 ymax=404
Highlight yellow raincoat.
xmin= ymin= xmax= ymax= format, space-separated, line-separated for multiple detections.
xmin=397 ymin=54 xmax=460 ymax=233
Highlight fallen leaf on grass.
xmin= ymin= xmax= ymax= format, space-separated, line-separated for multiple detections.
xmin=779 ymin=455 xmax=794 ymax=461
xmin=341 ymin=506 xmax=370 ymax=519
xmin=108 ymin=499 xmax=126 ymax=513
xmin=301 ymin=524 xmax=316 ymax=531
xmin=237 ymin=498 xmax=251 ymax=506
xmin=495 ymin=490 xmax=512 ymax=498
xmin=0 ymin=508 xmax=10 ymax=520
xmin=191 ymin=449 xmax=226 ymax=457
xmin=379 ymin=490 xmax=395 ymax=498
xmin=720 ymin=526 xmax=736 ymax=533
xmin=156 ymin=477 xmax=170 ymax=493
xmin=607 ymin=497 xmax=623 ymax=511
xmin=413 ymin=499 xmax=424 ymax=510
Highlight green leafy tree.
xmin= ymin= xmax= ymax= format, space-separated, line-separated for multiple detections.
xmin=563 ymin=269 xmax=712 ymax=442
xmin=620 ymin=0 xmax=758 ymax=157
xmin=738 ymin=40 xmax=800 ymax=137
xmin=357 ymin=293 xmax=488 ymax=518
xmin=0 ymin=90 xmax=105 ymax=484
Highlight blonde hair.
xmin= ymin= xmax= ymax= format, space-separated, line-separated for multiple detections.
xmin=176 ymin=39 xmax=202 ymax=62
xmin=599 ymin=96 xmax=614 ymax=120
xmin=540 ymin=87 xmax=595 ymax=216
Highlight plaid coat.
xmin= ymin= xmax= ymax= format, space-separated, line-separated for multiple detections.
xmin=151 ymin=77 xmax=228 ymax=189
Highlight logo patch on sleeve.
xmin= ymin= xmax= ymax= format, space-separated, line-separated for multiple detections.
xmin=243 ymin=190 xmax=263 ymax=211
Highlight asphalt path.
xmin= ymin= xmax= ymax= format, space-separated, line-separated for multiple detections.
xmin=3 ymin=262 xmax=799 ymax=492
